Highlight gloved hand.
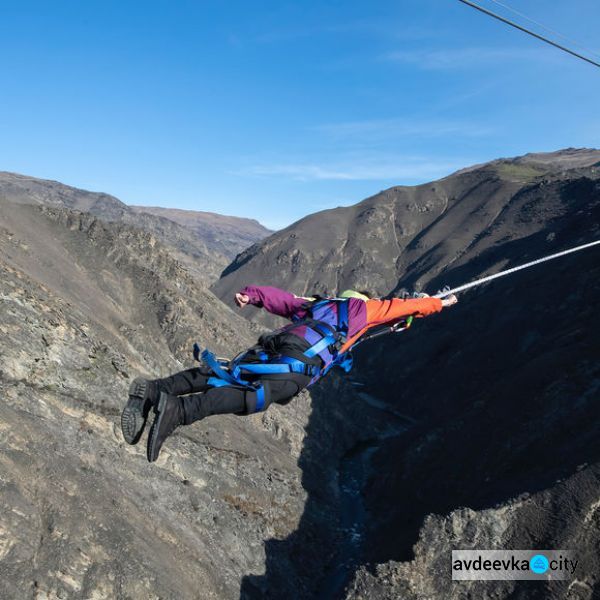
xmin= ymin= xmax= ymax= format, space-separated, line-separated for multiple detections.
xmin=235 ymin=293 xmax=250 ymax=308
xmin=441 ymin=294 xmax=458 ymax=307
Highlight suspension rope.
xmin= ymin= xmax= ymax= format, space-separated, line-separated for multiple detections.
xmin=486 ymin=0 xmax=600 ymax=61
xmin=434 ymin=239 xmax=600 ymax=298
xmin=457 ymin=0 xmax=600 ymax=69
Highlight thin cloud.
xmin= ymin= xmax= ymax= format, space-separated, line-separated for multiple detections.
xmin=236 ymin=157 xmax=468 ymax=182
xmin=255 ymin=21 xmax=434 ymax=45
xmin=384 ymin=46 xmax=562 ymax=69
xmin=314 ymin=117 xmax=494 ymax=140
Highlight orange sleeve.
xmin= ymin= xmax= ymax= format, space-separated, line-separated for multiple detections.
xmin=339 ymin=296 xmax=443 ymax=354
xmin=365 ymin=297 xmax=443 ymax=327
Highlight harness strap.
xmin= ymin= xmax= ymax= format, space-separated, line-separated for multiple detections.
xmin=255 ymin=387 xmax=266 ymax=411
xmin=302 ymin=298 xmax=349 ymax=366
xmin=337 ymin=299 xmax=349 ymax=333
xmin=202 ymin=349 xmax=245 ymax=387
xmin=277 ymin=355 xmax=320 ymax=374
xmin=303 ymin=332 xmax=338 ymax=358
xmin=236 ymin=361 xmax=318 ymax=376
xmin=199 ymin=348 xmax=314 ymax=413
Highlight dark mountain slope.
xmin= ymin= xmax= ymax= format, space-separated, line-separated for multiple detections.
xmin=213 ymin=148 xmax=600 ymax=598
xmin=213 ymin=148 xmax=600 ymax=312
xmin=349 ymin=218 xmax=600 ymax=599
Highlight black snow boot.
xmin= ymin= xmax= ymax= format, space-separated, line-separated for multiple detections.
xmin=147 ymin=392 xmax=185 ymax=463
xmin=121 ymin=377 xmax=159 ymax=445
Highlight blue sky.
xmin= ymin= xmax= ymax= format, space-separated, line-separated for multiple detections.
xmin=1 ymin=1 xmax=599 ymax=229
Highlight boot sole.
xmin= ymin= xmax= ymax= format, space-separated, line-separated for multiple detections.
xmin=121 ymin=378 xmax=150 ymax=445
xmin=147 ymin=393 xmax=168 ymax=463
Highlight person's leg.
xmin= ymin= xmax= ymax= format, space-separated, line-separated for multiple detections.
xmin=146 ymin=374 xmax=311 ymax=462
xmin=154 ymin=366 xmax=212 ymax=396
xmin=181 ymin=386 xmax=248 ymax=424
xmin=181 ymin=374 xmax=310 ymax=425
xmin=146 ymin=386 xmax=247 ymax=462
xmin=264 ymin=376 xmax=310 ymax=406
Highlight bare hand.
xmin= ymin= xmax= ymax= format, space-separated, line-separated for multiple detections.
xmin=235 ymin=293 xmax=250 ymax=308
xmin=441 ymin=294 xmax=458 ymax=307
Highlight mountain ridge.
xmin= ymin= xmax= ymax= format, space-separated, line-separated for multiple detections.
xmin=0 ymin=171 xmax=272 ymax=283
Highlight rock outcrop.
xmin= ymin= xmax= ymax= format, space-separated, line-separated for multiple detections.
xmin=0 ymin=201 xmax=294 ymax=599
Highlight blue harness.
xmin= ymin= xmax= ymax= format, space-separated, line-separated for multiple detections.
xmin=193 ymin=298 xmax=354 ymax=412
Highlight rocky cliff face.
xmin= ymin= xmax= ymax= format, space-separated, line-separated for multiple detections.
xmin=0 ymin=200 xmax=386 ymax=599
xmin=0 ymin=172 xmax=271 ymax=284
xmin=346 ymin=228 xmax=600 ymax=599
xmin=0 ymin=201 xmax=261 ymax=598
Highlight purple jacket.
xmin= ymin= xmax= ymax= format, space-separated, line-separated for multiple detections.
xmin=240 ymin=285 xmax=367 ymax=337
xmin=239 ymin=285 xmax=443 ymax=352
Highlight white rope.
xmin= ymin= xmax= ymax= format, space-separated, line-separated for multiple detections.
xmin=433 ymin=239 xmax=600 ymax=298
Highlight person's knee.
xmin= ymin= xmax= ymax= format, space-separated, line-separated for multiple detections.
xmin=242 ymin=387 xmax=273 ymax=415
xmin=271 ymin=378 xmax=305 ymax=404
xmin=239 ymin=377 xmax=307 ymax=415
xmin=275 ymin=395 xmax=295 ymax=406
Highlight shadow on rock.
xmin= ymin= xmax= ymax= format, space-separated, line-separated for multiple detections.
xmin=360 ymin=227 xmax=600 ymax=565
xmin=240 ymin=375 xmax=376 ymax=599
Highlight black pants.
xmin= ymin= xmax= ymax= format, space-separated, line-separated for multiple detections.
xmin=155 ymin=366 xmax=310 ymax=424
xmin=154 ymin=333 xmax=318 ymax=425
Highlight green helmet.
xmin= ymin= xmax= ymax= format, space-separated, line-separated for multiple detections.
xmin=339 ymin=289 xmax=370 ymax=301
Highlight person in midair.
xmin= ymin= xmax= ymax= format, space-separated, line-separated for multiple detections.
xmin=121 ymin=286 xmax=458 ymax=462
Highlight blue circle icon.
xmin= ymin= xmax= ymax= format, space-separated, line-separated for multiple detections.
xmin=530 ymin=554 xmax=549 ymax=574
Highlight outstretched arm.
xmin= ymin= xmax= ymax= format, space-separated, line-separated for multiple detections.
xmin=235 ymin=285 xmax=307 ymax=320
xmin=365 ymin=294 xmax=455 ymax=326
xmin=339 ymin=294 xmax=457 ymax=353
